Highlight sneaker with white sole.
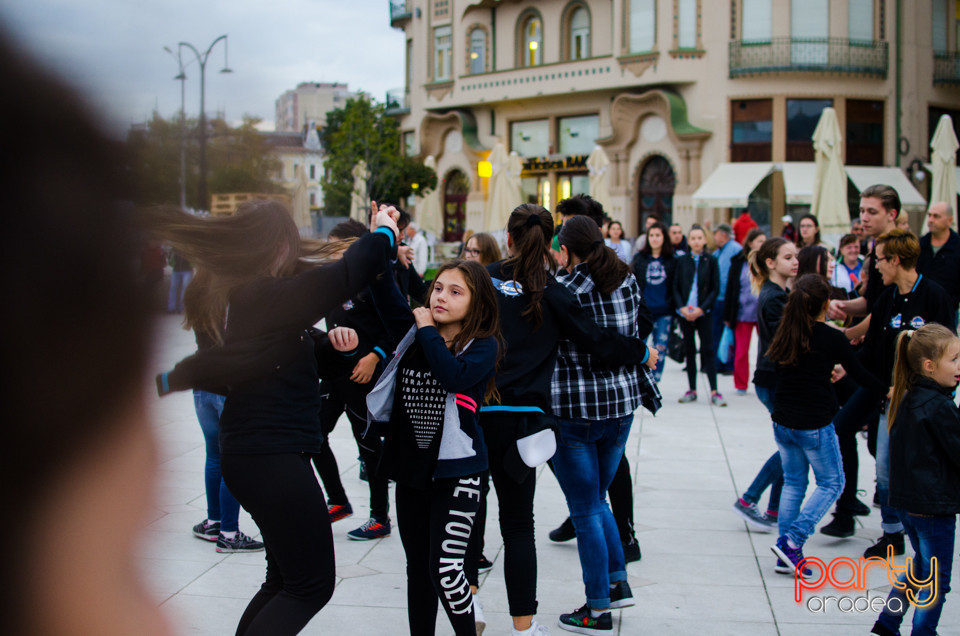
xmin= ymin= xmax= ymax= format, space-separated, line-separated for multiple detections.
xmin=609 ymin=580 xmax=634 ymax=609
xmin=192 ymin=519 xmax=220 ymax=542
xmin=558 ymin=604 xmax=611 ymax=634
xmin=711 ymin=392 xmax=728 ymax=407
xmin=477 ymin=554 xmax=494 ymax=574
xmin=216 ymin=531 xmax=264 ymax=553
xmin=771 ymin=536 xmax=813 ymax=578
xmin=347 ymin=517 xmax=391 ymax=540
xmin=678 ymin=390 xmax=697 ymax=403
xmin=513 ymin=620 xmax=551 ymax=636
xmin=732 ymin=499 xmax=775 ymax=533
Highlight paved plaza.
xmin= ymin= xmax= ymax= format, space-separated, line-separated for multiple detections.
xmin=143 ymin=313 xmax=960 ymax=635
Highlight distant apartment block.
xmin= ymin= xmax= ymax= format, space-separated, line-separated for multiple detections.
xmin=275 ymin=82 xmax=356 ymax=132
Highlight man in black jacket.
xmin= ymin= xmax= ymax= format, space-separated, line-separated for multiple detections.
xmin=917 ymin=202 xmax=960 ymax=327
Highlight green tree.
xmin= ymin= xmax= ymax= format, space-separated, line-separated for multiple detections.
xmin=320 ymin=95 xmax=436 ymax=217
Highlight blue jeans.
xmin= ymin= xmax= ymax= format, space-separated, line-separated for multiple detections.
xmin=168 ymin=270 xmax=192 ymax=312
xmin=194 ymin=390 xmax=240 ymax=532
xmin=876 ymin=414 xmax=904 ymax=534
xmin=774 ymin=422 xmax=844 ymax=547
xmin=742 ymin=385 xmax=784 ymax=513
xmin=876 ymin=512 xmax=956 ymax=636
xmin=552 ymin=415 xmax=632 ymax=609
xmin=648 ymin=315 xmax=671 ymax=382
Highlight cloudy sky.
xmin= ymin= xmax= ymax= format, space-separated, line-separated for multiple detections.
xmin=0 ymin=0 xmax=405 ymax=136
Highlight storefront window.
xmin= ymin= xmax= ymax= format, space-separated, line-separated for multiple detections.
xmin=511 ymin=119 xmax=550 ymax=157
xmin=558 ymin=115 xmax=599 ymax=156
xmin=787 ymin=98 xmax=832 ymax=161
xmin=731 ymin=99 xmax=772 ymax=162
xmin=846 ymin=100 xmax=883 ymax=166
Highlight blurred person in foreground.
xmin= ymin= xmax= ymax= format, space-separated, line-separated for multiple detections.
xmin=0 ymin=32 xmax=167 ymax=636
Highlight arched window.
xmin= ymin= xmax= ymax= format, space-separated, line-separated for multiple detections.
xmin=569 ymin=7 xmax=590 ymax=59
xmin=522 ymin=15 xmax=543 ymax=66
xmin=469 ymin=28 xmax=486 ymax=74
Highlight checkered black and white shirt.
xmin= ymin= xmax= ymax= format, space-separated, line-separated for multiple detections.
xmin=551 ymin=264 xmax=644 ymax=420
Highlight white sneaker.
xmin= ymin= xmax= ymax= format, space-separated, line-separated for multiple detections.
xmin=474 ymin=596 xmax=485 ymax=635
xmin=513 ymin=619 xmax=550 ymax=636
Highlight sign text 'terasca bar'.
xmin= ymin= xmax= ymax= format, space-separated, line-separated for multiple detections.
xmin=522 ymin=154 xmax=588 ymax=172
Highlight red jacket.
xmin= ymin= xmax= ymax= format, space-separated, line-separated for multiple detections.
xmin=733 ymin=213 xmax=758 ymax=245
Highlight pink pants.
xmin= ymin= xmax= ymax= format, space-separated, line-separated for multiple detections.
xmin=734 ymin=321 xmax=756 ymax=391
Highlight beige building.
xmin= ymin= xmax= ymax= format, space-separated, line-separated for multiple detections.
xmin=263 ymin=124 xmax=325 ymax=213
xmin=387 ymin=0 xmax=960 ymax=241
xmin=275 ymin=82 xmax=356 ymax=133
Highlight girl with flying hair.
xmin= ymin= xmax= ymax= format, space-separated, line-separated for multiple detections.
xmin=470 ymin=204 xmax=654 ymax=636
xmin=150 ymin=200 xmax=401 ymax=635
xmin=871 ymin=324 xmax=960 ymax=636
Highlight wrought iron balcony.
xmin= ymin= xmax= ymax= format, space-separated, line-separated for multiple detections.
xmin=934 ymin=52 xmax=960 ymax=85
xmin=385 ymin=88 xmax=409 ymax=115
xmin=390 ymin=1 xmax=412 ymax=27
xmin=729 ymin=37 xmax=888 ymax=78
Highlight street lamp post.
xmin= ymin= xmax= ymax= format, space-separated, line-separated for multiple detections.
xmin=178 ymin=35 xmax=232 ymax=211
xmin=163 ymin=45 xmax=188 ymax=209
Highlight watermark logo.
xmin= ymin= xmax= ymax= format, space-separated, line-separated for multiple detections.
xmin=795 ymin=546 xmax=938 ymax=614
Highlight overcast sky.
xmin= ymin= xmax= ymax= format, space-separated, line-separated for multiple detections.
xmin=0 ymin=0 xmax=405 ymax=137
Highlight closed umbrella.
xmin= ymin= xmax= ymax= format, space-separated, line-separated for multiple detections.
xmin=418 ymin=155 xmax=443 ymax=237
xmin=810 ymin=107 xmax=849 ymax=241
xmin=484 ymin=143 xmax=513 ymax=231
xmin=291 ymin=164 xmax=313 ymax=237
xmin=349 ymin=160 xmax=369 ymax=223
xmin=507 ymin=151 xmax=524 ymax=207
xmin=587 ymin=146 xmax=611 ymax=212
xmin=930 ymin=114 xmax=959 ymax=230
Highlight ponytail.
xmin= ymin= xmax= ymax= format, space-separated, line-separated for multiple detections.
xmin=887 ymin=324 xmax=957 ymax=430
xmin=766 ymin=274 xmax=830 ymax=366
xmin=506 ymin=204 xmax=556 ymax=328
xmin=750 ymin=237 xmax=787 ymax=294
xmin=558 ymin=215 xmax=630 ymax=294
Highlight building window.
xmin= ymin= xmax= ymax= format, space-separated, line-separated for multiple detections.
xmin=791 ymin=0 xmax=828 ymax=64
xmin=933 ymin=0 xmax=948 ymax=53
xmin=731 ymin=99 xmax=773 ymax=162
xmin=469 ymin=28 xmax=486 ymax=74
xmin=676 ymin=0 xmax=698 ymax=49
xmin=520 ymin=14 xmax=543 ymax=66
xmin=309 ymin=192 xmax=316 ymax=206
xmin=309 ymin=164 xmax=316 ymax=180
xmin=293 ymin=164 xmax=298 ymax=180
xmin=848 ymin=0 xmax=874 ymax=41
xmin=403 ymin=131 xmax=417 ymax=157
xmin=741 ymin=0 xmax=771 ymax=42
xmin=558 ymin=115 xmax=599 ymax=155
xmin=434 ymin=25 xmax=452 ymax=81
xmin=568 ymin=6 xmax=591 ymax=60
xmin=511 ymin=119 xmax=550 ymax=157
xmin=406 ymin=39 xmax=413 ymax=91
xmin=846 ymin=100 xmax=884 ymax=166
xmin=787 ymin=98 xmax=832 ymax=161
xmin=629 ymin=0 xmax=656 ymax=53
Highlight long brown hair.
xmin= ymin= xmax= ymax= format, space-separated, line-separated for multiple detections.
xmin=505 ymin=204 xmax=556 ymax=328
xmin=766 ymin=274 xmax=831 ymax=366
xmin=466 ymin=232 xmax=502 ymax=266
xmin=888 ymin=324 xmax=957 ymax=430
xmin=749 ymin=237 xmax=788 ymax=293
xmin=144 ymin=200 xmax=343 ymax=343
xmin=428 ymin=259 xmax=503 ymax=401
xmin=558 ymin=215 xmax=631 ymax=294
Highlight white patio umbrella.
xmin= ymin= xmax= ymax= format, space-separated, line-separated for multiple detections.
xmin=417 ymin=155 xmax=443 ymax=237
xmin=484 ymin=143 xmax=513 ymax=231
xmin=349 ymin=160 xmax=369 ymax=223
xmin=291 ymin=164 xmax=313 ymax=237
xmin=587 ymin=146 xmax=612 ymax=212
xmin=810 ymin=107 xmax=850 ymax=241
xmin=507 ymin=151 xmax=524 ymax=209
xmin=930 ymin=114 xmax=959 ymax=230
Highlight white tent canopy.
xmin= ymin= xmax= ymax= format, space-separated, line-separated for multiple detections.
xmin=691 ymin=162 xmax=775 ymax=208
xmin=845 ymin=166 xmax=927 ymax=210
xmin=782 ymin=162 xmax=816 ymax=205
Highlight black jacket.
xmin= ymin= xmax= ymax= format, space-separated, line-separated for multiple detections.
xmin=888 ymin=377 xmax=960 ymax=515
xmin=672 ymin=252 xmax=720 ymax=313
xmin=917 ymin=230 xmax=960 ymax=308
xmin=723 ymin=252 xmax=748 ymax=324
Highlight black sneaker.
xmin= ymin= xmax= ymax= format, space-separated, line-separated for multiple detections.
xmin=820 ymin=513 xmax=855 ymax=538
xmin=477 ymin=554 xmax=494 ymax=574
xmin=558 ymin=604 xmax=612 ymax=634
xmin=621 ymin=538 xmax=641 ymax=564
xmin=848 ymin=498 xmax=872 ymax=516
xmin=216 ymin=531 xmax=265 ymax=553
xmin=192 ymin=519 xmax=220 ymax=542
xmin=549 ymin=517 xmax=576 ymax=542
xmin=864 ymin=532 xmax=905 ymax=559
xmin=609 ymin=580 xmax=635 ymax=609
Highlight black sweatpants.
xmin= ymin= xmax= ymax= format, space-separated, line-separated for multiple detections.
xmin=396 ymin=475 xmax=481 ymax=636
xmin=221 ymin=453 xmax=335 ymax=636
xmin=832 ymin=385 xmax=882 ymax=513
xmin=312 ymin=383 xmax=389 ymax=521
xmin=679 ymin=313 xmax=717 ymax=392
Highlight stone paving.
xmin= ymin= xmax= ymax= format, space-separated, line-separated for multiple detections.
xmin=143 ymin=313 xmax=960 ymax=635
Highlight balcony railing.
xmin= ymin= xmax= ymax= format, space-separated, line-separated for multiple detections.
xmin=389 ymin=1 xmax=412 ymax=27
xmin=934 ymin=52 xmax=960 ymax=85
xmin=729 ymin=37 xmax=888 ymax=78
xmin=385 ymin=88 xmax=409 ymax=115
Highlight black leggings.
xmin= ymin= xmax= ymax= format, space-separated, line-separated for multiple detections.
xmin=679 ymin=313 xmax=717 ymax=392
xmin=221 ymin=453 xmax=335 ymax=636
xmin=396 ymin=475 xmax=481 ymax=636
xmin=312 ymin=386 xmax=389 ymax=521
xmin=832 ymin=385 xmax=882 ymax=513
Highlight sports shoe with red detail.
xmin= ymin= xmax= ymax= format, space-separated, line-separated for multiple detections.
xmin=328 ymin=502 xmax=353 ymax=523
xmin=346 ymin=517 xmax=391 ymax=540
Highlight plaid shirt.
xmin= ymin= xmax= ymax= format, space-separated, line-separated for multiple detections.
xmin=551 ymin=264 xmax=661 ymax=420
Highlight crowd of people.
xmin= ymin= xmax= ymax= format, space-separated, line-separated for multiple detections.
xmin=7 ymin=28 xmax=960 ymax=635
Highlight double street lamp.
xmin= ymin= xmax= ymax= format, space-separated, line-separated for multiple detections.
xmin=163 ymin=35 xmax=232 ymax=211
